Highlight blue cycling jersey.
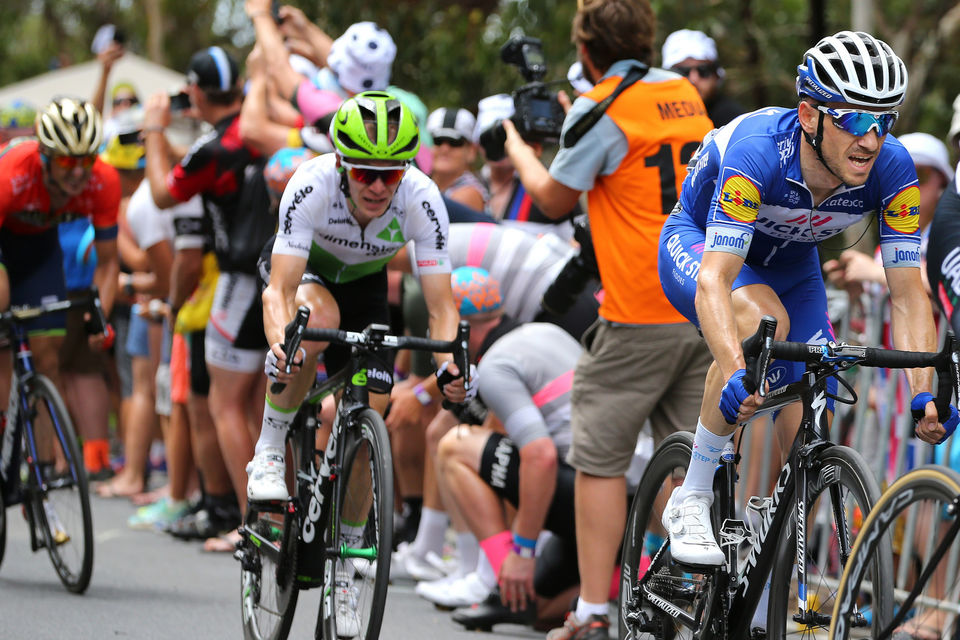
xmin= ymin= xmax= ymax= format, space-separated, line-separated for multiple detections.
xmin=676 ymin=107 xmax=921 ymax=268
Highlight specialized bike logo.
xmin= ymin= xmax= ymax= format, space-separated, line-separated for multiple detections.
xmin=719 ymin=175 xmax=761 ymax=223
xmin=882 ymin=186 xmax=920 ymax=235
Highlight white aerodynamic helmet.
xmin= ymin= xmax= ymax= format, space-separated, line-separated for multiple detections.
xmin=796 ymin=31 xmax=907 ymax=108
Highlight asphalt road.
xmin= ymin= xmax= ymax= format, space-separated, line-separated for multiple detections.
xmin=0 ymin=491 xmax=549 ymax=640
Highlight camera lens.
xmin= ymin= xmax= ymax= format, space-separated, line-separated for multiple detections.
xmin=478 ymin=120 xmax=508 ymax=162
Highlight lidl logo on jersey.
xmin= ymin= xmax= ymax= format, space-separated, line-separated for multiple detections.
xmin=719 ymin=175 xmax=760 ymax=223
xmin=882 ymin=186 xmax=920 ymax=235
xmin=376 ymin=218 xmax=405 ymax=243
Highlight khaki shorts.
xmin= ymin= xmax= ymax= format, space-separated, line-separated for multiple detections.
xmin=567 ymin=320 xmax=711 ymax=477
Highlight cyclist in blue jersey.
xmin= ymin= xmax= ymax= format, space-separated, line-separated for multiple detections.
xmin=656 ymin=30 xmax=960 ymax=566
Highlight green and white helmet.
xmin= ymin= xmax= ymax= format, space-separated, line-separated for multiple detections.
xmin=330 ymin=91 xmax=420 ymax=162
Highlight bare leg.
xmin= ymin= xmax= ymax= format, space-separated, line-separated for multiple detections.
xmin=574 ymin=472 xmax=626 ymax=607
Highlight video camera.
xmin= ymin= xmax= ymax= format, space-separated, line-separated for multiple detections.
xmin=478 ymin=36 xmax=565 ymax=161
xmin=540 ymin=214 xmax=600 ymax=316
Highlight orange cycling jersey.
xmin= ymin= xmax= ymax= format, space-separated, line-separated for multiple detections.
xmin=583 ymin=72 xmax=712 ymax=324
xmin=0 ymin=139 xmax=120 ymax=238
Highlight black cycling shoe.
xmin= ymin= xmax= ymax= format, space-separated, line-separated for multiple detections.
xmin=167 ymin=499 xmax=240 ymax=540
xmin=451 ymin=589 xmax=536 ymax=631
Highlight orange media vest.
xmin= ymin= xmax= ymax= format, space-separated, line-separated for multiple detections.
xmin=583 ymin=71 xmax=713 ymax=324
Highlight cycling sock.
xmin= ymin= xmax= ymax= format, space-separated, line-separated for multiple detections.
xmin=476 ymin=548 xmax=499 ymax=590
xmin=479 ymin=530 xmax=512 ymax=577
xmin=410 ymin=507 xmax=448 ymax=557
xmin=456 ymin=531 xmax=478 ymax=576
xmin=340 ymin=522 xmax=365 ymax=548
xmin=678 ymin=419 xmax=732 ymax=499
xmin=574 ymin=597 xmax=609 ymax=621
xmin=257 ymin=395 xmax=298 ymax=454
xmin=83 ymin=438 xmax=109 ymax=472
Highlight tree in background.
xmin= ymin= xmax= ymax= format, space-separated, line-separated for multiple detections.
xmin=3 ymin=0 xmax=960 ymax=144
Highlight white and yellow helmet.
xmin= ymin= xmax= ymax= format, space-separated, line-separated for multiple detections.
xmin=36 ymin=97 xmax=103 ymax=156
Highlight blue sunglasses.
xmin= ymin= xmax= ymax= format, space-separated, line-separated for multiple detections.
xmin=816 ymin=105 xmax=899 ymax=137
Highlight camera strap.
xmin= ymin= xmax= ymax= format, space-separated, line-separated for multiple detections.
xmin=560 ymin=64 xmax=649 ymax=149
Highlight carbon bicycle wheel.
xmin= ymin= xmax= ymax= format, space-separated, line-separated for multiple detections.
xmin=25 ymin=374 xmax=93 ymax=593
xmin=830 ymin=465 xmax=960 ymax=640
xmin=618 ymin=431 xmax=724 ymax=640
xmin=240 ymin=424 xmax=303 ymax=640
xmin=766 ymin=445 xmax=892 ymax=639
xmin=321 ymin=408 xmax=393 ymax=640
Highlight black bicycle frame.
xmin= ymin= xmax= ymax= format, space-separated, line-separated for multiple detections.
xmin=643 ymin=363 xmax=839 ymax=639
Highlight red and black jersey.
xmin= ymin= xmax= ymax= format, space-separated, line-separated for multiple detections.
xmin=167 ymin=113 xmax=268 ymax=273
xmin=0 ymin=138 xmax=120 ymax=239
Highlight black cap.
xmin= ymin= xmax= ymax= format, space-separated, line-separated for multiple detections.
xmin=186 ymin=46 xmax=239 ymax=92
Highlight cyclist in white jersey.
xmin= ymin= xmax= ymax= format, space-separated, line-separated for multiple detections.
xmin=247 ymin=91 xmax=470 ymax=501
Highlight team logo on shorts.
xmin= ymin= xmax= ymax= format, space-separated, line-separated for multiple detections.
xmin=883 ymin=186 xmax=920 ymax=235
xmin=719 ymin=175 xmax=761 ymax=223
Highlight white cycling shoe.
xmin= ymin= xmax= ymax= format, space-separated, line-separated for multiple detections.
xmin=416 ymin=571 xmax=491 ymax=609
xmin=662 ymin=487 xmax=725 ymax=566
xmin=246 ymin=447 xmax=288 ymax=502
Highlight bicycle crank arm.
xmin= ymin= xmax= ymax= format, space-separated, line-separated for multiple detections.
xmin=642 ymin=584 xmax=697 ymax=628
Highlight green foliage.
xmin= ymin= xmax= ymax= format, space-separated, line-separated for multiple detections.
xmin=3 ymin=0 xmax=960 ymax=147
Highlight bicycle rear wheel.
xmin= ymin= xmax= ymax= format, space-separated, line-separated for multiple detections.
xmin=321 ymin=408 xmax=393 ymax=640
xmin=25 ymin=374 xmax=93 ymax=593
xmin=830 ymin=465 xmax=960 ymax=640
xmin=240 ymin=503 xmax=300 ymax=640
xmin=240 ymin=421 xmax=304 ymax=640
xmin=767 ymin=445 xmax=892 ymax=638
xmin=619 ymin=431 xmax=724 ymax=640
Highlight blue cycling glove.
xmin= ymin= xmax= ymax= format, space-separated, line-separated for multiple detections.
xmin=911 ymin=392 xmax=960 ymax=444
xmin=719 ymin=368 xmax=751 ymax=425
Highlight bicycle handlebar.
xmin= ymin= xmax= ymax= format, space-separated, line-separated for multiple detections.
xmin=0 ymin=286 xmax=109 ymax=340
xmin=741 ymin=314 xmax=960 ymax=422
xmin=271 ymin=305 xmax=472 ymax=396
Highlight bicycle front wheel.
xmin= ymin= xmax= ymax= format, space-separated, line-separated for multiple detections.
xmin=619 ymin=430 xmax=724 ymax=640
xmin=830 ymin=465 xmax=960 ymax=640
xmin=25 ymin=374 xmax=93 ymax=593
xmin=321 ymin=408 xmax=393 ymax=640
xmin=767 ymin=444 xmax=892 ymax=638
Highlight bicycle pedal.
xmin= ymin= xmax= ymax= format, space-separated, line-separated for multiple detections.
xmin=246 ymin=497 xmax=288 ymax=512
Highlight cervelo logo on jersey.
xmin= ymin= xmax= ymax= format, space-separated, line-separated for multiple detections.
xmin=882 ymin=186 xmax=920 ymax=235
xmin=421 ymin=201 xmax=445 ymax=250
xmin=282 ymin=185 xmax=314 ymax=234
xmin=719 ymin=175 xmax=761 ymax=223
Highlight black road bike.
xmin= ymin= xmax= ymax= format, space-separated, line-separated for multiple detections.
xmin=619 ymin=316 xmax=959 ymax=639
xmin=237 ymin=307 xmax=470 ymax=640
xmin=0 ymin=290 xmax=108 ymax=593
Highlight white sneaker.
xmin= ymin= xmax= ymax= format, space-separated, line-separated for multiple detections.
xmin=662 ymin=487 xmax=724 ymax=566
xmin=246 ymin=448 xmax=287 ymax=501
xmin=416 ymin=571 xmax=491 ymax=608
xmin=334 ymin=567 xmax=361 ymax=638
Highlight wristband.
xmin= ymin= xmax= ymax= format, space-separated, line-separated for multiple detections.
xmin=512 ymin=543 xmax=535 ymax=558
xmin=412 ymin=383 xmax=432 ymax=407
xmin=512 ymin=532 xmax=537 ymax=549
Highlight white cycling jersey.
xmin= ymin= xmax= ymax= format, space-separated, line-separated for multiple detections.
xmin=272 ymin=153 xmax=450 ymax=283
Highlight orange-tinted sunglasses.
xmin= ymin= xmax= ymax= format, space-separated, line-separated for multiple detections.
xmin=51 ymin=155 xmax=97 ymax=170
xmin=341 ymin=160 xmax=407 ymax=186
